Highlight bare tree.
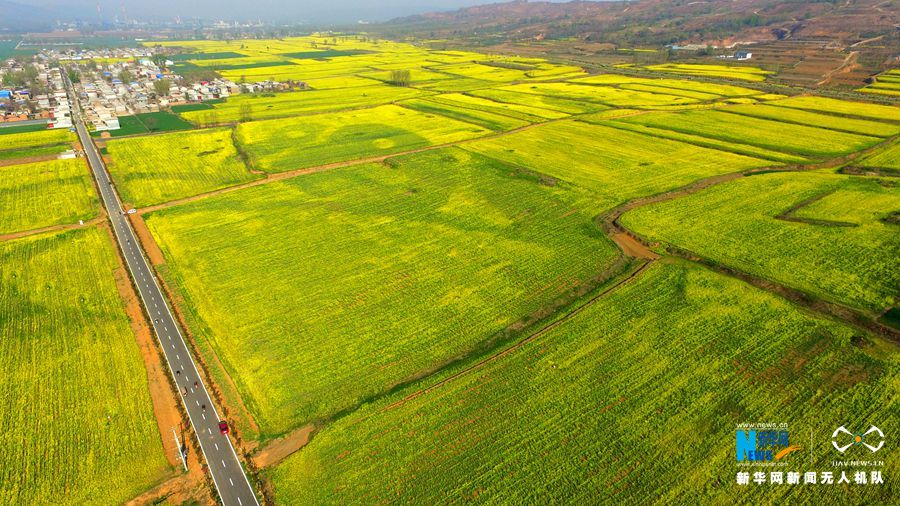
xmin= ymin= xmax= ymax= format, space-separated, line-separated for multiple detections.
xmin=153 ymin=79 xmax=171 ymax=96
xmin=239 ymin=103 xmax=253 ymax=123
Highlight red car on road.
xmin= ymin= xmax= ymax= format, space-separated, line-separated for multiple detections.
xmin=218 ymin=420 xmax=229 ymax=435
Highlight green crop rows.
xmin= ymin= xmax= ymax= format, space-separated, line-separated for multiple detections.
xmin=144 ymin=148 xmax=618 ymax=436
xmin=236 ymin=104 xmax=491 ymax=172
xmin=463 ymin=120 xmax=770 ymax=211
xmin=181 ymin=85 xmax=426 ymax=124
xmin=0 ymin=158 xmax=98 ymax=235
xmin=621 ymin=172 xmax=900 ymax=312
xmin=269 ymin=261 xmax=898 ymax=504
xmin=106 ymin=127 xmax=259 ymax=207
xmin=767 ymin=96 xmax=900 ymax=123
xmin=398 ymin=99 xmax=529 ymax=131
xmin=0 ymin=129 xmax=74 ymax=151
xmin=615 ymin=109 xmax=883 ymax=160
xmin=718 ymin=103 xmax=900 ymax=138
xmin=0 ymin=227 xmax=170 ymax=504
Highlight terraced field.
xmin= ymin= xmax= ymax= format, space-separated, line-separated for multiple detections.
xmin=236 ymin=104 xmax=491 ymax=172
xmin=143 ymin=148 xmax=618 ymax=436
xmin=621 ymin=172 xmax=900 ymax=312
xmin=719 ymin=103 xmax=900 ymax=137
xmin=463 ymin=120 xmax=770 ymax=210
xmin=467 ymin=87 xmax=602 ymax=114
xmin=269 ymin=261 xmax=898 ymax=504
xmin=767 ymin=96 xmax=900 ymax=122
xmin=858 ymin=70 xmax=900 ymax=97
xmin=398 ymin=99 xmax=529 ymax=131
xmin=431 ymin=62 xmax=533 ymax=82
xmin=0 ymin=158 xmax=98 ymax=235
xmin=644 ymin=63 xmax=773 ymax=81
xmin=855 ymin=141 xmax=900 ymax=172
xmin=118 ymin=37 xmax=900 ymax=505
xmin=586 ymin=118 xmax=809 ymax=163
xmin=180 ymin=85 xmax=426 ymax=124
xmin=573 ymin=74 xmax=765 ymax=97
xmin=614 ymin=109 xmax=883 ymax=160
xmin=495 ymin=82 xmax=704 ymax=108
xmin=106 ymin=127 xmax=259 ymax=207
xmin=422 ymin=93 xmax=570 ymax=121
xmin=0 ymin=227 xmax=170 ymax=505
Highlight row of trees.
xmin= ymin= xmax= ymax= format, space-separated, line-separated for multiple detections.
xmin=389 ymin=69 xmax=412 ymax=87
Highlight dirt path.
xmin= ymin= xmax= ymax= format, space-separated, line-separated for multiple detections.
xmin=0 ymin=152 xmax=61 ymax=167
xmin=817 ymin=51 xmax=859 ymax=87
xmin=602 ymin=136 xmax=900 ymax=341
xmin=129 ymin=213 xmax=166 ymax=265
xmin=601 ymin=133 xmax=899 ymax=237
xmin=0 ymin=216 xmax=104 ymax=242
xmin=125 ymin=472 xmax=214 ymax=506
xmin=611 ymin=231 xmax=659 ymax=259
xmin=850 ymin=35 xmax=884 ymax=48
xmin=251 ymin=424 xmax=316 ymax=469
xmin=775 ymin=189 xmax=858 ymax=227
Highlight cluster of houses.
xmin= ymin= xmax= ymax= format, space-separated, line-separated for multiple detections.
xmin=0 ymin=59 xmax=71 ymax=126
xmin=49 ymin=47 xmax=155 ymax=63
xmin=3 ymin=47 xmax=302 ymax=132
xmin=73 ymin=57 xmax=177 ymax=131
xmin=45 ymin=68 xmax=73 ymax=129
xmin=73 ymin=56 xmax=298 ymax=130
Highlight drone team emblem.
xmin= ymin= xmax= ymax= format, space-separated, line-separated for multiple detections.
xmin=831 ymin=426 xmax=885 ymax=453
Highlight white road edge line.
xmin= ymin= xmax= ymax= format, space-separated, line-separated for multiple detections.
xmin=71 ymin=107 xmax=260 ymax=506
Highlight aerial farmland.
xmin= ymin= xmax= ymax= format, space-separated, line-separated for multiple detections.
xmin=1 ymin=10 xmax=898 ymax=505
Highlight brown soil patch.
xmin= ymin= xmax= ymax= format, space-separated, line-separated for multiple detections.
xmin=817 ymin=51 xmax=859 ymax=87
xmin=611 ymin=232 xmax=659 ymax=260
xmin=125 ymin=473 xmax=214 ymax=506
xmin=252 ymin=424 xmax=316 ymax=469
xmin=129 ymin=212 xmax=166 ymax=265
xmin=0 ymin=216 xmax=103 ymax=242
xmin=0 ymin=153 xmax=60 ymax=167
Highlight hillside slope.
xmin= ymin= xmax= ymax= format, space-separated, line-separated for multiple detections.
xmin=382 ymin=0 xmax=900 ymax=46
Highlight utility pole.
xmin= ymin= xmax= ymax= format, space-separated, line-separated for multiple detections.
xmin=172 ymin=426 xmax=188 ymax=471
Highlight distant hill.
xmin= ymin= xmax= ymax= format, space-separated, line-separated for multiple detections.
xmin=381 ymin=0 xmax=900 ymax=47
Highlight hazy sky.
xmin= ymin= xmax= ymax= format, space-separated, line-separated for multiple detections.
xmin=18 ymin=0 xmax=575 ymax=24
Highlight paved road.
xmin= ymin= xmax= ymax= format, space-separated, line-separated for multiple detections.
xmin=66 ymin=77 xmax=260 ymax=506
